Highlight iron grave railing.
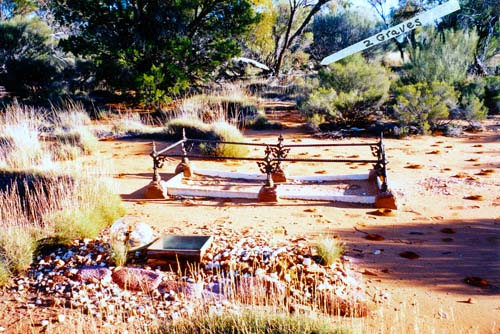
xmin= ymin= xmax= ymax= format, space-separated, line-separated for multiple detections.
xmin=149 ymin=129 xmax=389 ymax=193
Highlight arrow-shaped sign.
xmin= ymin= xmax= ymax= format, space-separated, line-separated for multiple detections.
xmin=320 ymin=0 xmax=461 ymax=66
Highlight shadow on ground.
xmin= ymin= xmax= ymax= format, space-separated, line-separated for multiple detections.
xmin=334 ymin=218 xmax=500 ymax=296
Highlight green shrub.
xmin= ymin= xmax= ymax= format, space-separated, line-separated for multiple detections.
xmin=484 ymin=75 xmax=500 ymax=115
xmin=208 ymin=121 xmax=249 ymax=157
xmin=301 ymin=54 xmax=391 ymax=126
xmin=316 ymin=237 xmax=344 ymax=266
xmin=50 ymin=182 xmax=125 ymax=242
xmin=393 ymin=81 xmax=457 ymax=134
xmin=455 ymin=93 xmax=488 ymax=123
xmin=401 ymin=28 xmax=478 ymax=85
xmin=247 ymin=113 xmax=283 ymax=130
xmin=450 ymin=80 xmax=488 ymax=123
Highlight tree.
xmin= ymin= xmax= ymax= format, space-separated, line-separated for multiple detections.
xmin=0 ymin=0 xmax=38 ymax=20
xmin=49 ymin=0 xmax=258 ymax=107
xmin=269 ymin=0 xmax=333 ymax=75
xmin=0 ymin=17 xmax=62 ymax=99
xmin=401 ymin=27 xmax=478 ymax=85
xmin=450 ymin=0 xmax=499 ymax=74
xmin=311 ymin=10 xmax=377 ymax=60
xmin=245 ymin=0 xmax=277 ymax=65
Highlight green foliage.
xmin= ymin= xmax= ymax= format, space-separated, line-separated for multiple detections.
xmin=50 ymin=182 xmax=125 ymax=242
xmin=165 ymin=117 xmax=249 ymax=157
xmin=316 ymin=237 xmax=344 ymax=266
xmin=401 ymin=28 xmax=478 ymax=85
xmin=49 ymin=0 xmax=259 ymax=104
xmin=300 ymin=55 xmax=391 ymax=126
xmin=159 ymin=309 xmax=347 ymax=334
xmin=453 ymin=80 xmax=488 ymax=122
xmin=137 ymin=65 xmax=172 ymax=109
xmin=484 ymin=75 xmax=500 ymax=114
xmin=0 ymin=226 xmax=36 ymax=275
xmin=206 ymin=122 xmax=249 ymax=157
xmin=393 ymin=81 xmax=457 ymax=134
xmin=311 ymin=10 xmax=377 ymax=60
xmin=0 ymin=17 xmax=62 ymax=99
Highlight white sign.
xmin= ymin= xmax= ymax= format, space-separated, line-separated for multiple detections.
xmin=320 ymin=0 xmax=461 ymax=65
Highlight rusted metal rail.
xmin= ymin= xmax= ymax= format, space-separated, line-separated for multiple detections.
xmin=147 ymin=129 xmax=393 ymax=206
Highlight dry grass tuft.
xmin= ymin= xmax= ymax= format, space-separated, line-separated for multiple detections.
xmin=316 ymin=237 xmax=345 ymax=266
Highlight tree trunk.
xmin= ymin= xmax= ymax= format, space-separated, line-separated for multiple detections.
xmin=472 ymin=15 xmax=499 ymax=75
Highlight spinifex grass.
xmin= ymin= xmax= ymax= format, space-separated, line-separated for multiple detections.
xmin=0 ymin=101 xmax=125 ymax=286
xmin=158 ymin=308 xmax=348 ymax=334
xmin=316 ymin=236 xmax=345 ymax=266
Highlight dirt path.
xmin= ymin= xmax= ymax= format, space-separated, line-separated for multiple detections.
xmin=101 ymin=113 xmax=499 ymax=334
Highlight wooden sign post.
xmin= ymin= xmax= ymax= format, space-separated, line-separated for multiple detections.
xmin=320 ymin=0 xmax=461 ymax=65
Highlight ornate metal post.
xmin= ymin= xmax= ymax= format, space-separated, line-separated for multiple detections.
xmin=145 ymin=141 xmax=167 ymax=199
xmin=271 ymin=134 xmax=290 ymax=183
xmin=257 ymin=145 xmax=279 ymax=202
xmin=374 ymin=132 xmax=397 ymax=209
xmin=174 ymin=128 xmax=192 ymax=178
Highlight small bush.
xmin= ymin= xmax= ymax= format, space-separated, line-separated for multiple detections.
xmin=455 ymin=93 xmax=488 ymax=123
xmin=165 ymin=118 xmax=218 ymax=141
xmin=247 ymin=113 xmax=283 ymax=130
xmin=108 ymin=239 xmax=128 ymax=267
xmin=393 ymin=81 xmax=457 ymax=134
xmin=208 ymin=122 xmax=249 ymax=157
xmin=178 ymin=88 xmax=260 ymax=126
xmin=484 ymin=75 xmax=500 ymax=115
xmin=300 ymin=54 xmax=391 ymax=127
xmin=49 ymin=180 xmax=125 ymax=242
xmin=0 ymin=226 xmax=36 ymax=275
xmin=401 ymin=28 xmax=478 ymax=85
xmin=316 ymin=237 xmax=344 ymax=266
xmin=166 ymin=117 xmax=249 ymax=157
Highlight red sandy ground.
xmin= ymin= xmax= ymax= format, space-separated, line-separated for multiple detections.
xmin=108 ymin=116 xmax=499 ymax=334
xmin=0 ymin=113 xmax=498 ymax=334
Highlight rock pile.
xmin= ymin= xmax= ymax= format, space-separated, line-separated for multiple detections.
xmin=10 ymin=224 xmax=370 ymax=329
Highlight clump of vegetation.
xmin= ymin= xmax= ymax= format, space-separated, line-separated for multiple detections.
xmin=159 ymin=308 xmax=346 ymax=334
xmin=300 ymin=54 xmax=391 ymax=128
xmin=0 ymin=104 xmax=46 ymax=169
xmin=178 ymin=86 xmax=261 ymax=127
xmin=0 ymin=225 xmax=37 ymax=276
xmin=401 ymin=28 xmax=478 ymax=85
xmin=316 ymin=237 xmax=345 ymax=266
xmin=0 ymin=103 xmax=125 ymax=286
xmin=201 ymin=121 xmax=250 ymax=157
xmin=393 ymin=81 xmax=457 ymax=134
xmin=484 ymin=75 xmax=500 ymax=115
